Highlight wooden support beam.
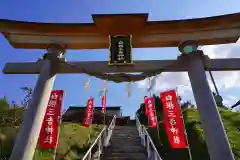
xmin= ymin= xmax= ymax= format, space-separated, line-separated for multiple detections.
xmin=3 ymin=58 xmax=240 ymax=74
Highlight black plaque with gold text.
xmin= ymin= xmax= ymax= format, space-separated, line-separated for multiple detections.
xmin=108 ymin=35 xmax=133 ymax=65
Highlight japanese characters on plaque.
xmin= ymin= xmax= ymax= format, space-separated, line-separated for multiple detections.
xmin=101 ymin=95 xmax=106 ymax=114
xmin=40 ymin=90 xmax=64 ymax=148
xmin=160 ymin=90 xmax=187 ymax=148
xmin=108 ymin=35 xmax=133 ymax=65
xmin=145 ymin=96 xmax=157 ymax=128
xmin=83 ymin=98 xmax=94 ymax=128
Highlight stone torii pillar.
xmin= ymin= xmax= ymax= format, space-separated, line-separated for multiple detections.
xmin=178 ymin=41 xmax=235 ymax=160
xmin=9 ymin=44 xmax=65 ymax=160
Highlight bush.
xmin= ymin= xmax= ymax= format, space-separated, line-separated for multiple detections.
xmin=142 ymin=108 xmax=240 ymax=160
xmin=0 ymin=108 xmax=24 ymax=127
xmin=0 ymin=127 xmax=19 ymax=159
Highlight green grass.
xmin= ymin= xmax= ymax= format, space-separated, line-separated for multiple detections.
xmin=0 ymin=126 xmax=19 ymax=159
xmin=186 ymin=108 xmax=240 ymax=159
xmin=1 ymin=108 xmax=240 ymax=160
xmin=0 ymin=123 xmax=104 ymax=160
xmin=147 ymin=108 xmax=240 ymax=160
xmin=219 ymin=109 xmax=240 ymax=158
xmin=34 ymin=123 xmax=104 ymax=160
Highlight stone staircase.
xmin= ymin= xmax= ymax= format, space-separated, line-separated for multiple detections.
xmin=100 ymin=126 xmax=148 ymax=160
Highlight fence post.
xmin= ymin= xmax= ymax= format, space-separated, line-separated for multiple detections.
xmin=98 ymin=136 xmax=102 ymax=158
xmin=146 ymin=137 xmax=150 ymax=159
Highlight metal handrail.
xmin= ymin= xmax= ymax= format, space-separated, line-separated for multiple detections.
xmin=103 ymin=115 xmax=116 ymax=147
xmin=136 ymin=116 xmax=162 ymax=160
xmin=107 ymin=115 xmax=116 ymax=131
xmin=82 ymin=115 xmax=117 ymax=160
xmin=82 ymin=126 xmax=106 ymax=160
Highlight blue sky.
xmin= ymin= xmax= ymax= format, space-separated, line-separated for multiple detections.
xmin=0 ymin=0 xmax=240 ymax=117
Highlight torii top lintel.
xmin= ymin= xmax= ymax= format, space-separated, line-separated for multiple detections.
xmin=0 ymin=13 xmax=240 ymax=49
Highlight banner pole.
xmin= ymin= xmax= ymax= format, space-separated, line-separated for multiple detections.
xmin=144 ymin=95 xmax=149 ymax=128
xmin=149 ymin=89 xmax=161 ymax=144
xmin=52 ymin=113 xmax=63 ymax=160
xmin=155 ymin=113 xmax=161 ymax=140
xmin=175 ymin=88 xmax=193 ymax=160
xmin=103 ymin=112 xmax=106 ymax=126
xmin=103 ymin=90 xmax=107 ymax=126
xmin=149 ymin=89 xmax=160 ymax=140
xmin=148 ymin=90 xmax=151 ymax=128
xmin=147 ymin=78 xmax=152 ymax=128
xmin=87 ymin=119 xmax=93 ymax=144
xmin=88 ymin=98 xmax=95 ymax=144
xmin=152 ymin=95 xmax=161 ymax=145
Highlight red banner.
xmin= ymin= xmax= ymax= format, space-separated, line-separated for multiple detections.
xmin=146 ymin=96 xmax=157 ymax=128
xmin=144 ymin=96 xmax=148 ymax=116
xmin=101 ymin=95 xmax=106 ymax=113
xmin=83 ymin=98 xmax=94 ymax=128
xmin=160 ymin=90 xmax=187 ymax=148
xmin=40 ymin=90 xmax=64 ymax=148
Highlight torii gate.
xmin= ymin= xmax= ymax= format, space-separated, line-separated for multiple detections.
xmin=1 ymin=13 xmax=240 ymax=160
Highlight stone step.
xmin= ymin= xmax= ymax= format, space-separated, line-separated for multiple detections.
xmin=113 ymin=131 xmax=138 ymax=134
xmin=101 ymin=153 xmax=147 ymax=160
xmin=103 ymin=145 xmax=146 ymax=153
xmin=109 ymin=144 xmax=144 ymax=150
xmin=110 ymin=141 xmax=141 ymax=146
xmin=113 ymin=132 xmax=138 ymax=134
xmin=114 ymin=127 xmax=137 ymax=129
xmin=102 ymin=157 xmax=147 ymax=160
xmin=111 ymin=139 xmax=141 ymax=144
xmin=113 ymin=128 xmax=138 ymax=132
xmin=112 ymin=131 xmax=137 ymax=133
xmin=113 ymin=131 xmax=138 ymax=135
xmin=113 ymin=127 xmax=138 ymax=132
xmin=111 ymin=135 xmax=139 ymax=139
xmin=114 ymin=126 xmax=136 ymax=128
xmin=111 ymin=132 xmax=138 ymax=136
xmin=111 ymin=136 xmax=140 ymax=141
xmin=109 ymin=138 xmax=142 ymax=145
xmin=100 ymin=126 xmax=147 ymax=160
xmin=113 ymin=129 xmax=138 ymax=132
xmin=111 ymin=134 xmax=139 ymax=138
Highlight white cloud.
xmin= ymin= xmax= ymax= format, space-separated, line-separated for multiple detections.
xmin=201 ymin=44 xmax=240 ymax=90
xmin=227 ymin=95 xmax=237 ymax=101
xmin=137 ymin=72 xmax=191 ymax=92
xmin=137 ymin=72 xmax=195 ymax=104
xmin=222 ymin=99 xmax=232 ymax=106
xmin=137 ymin=43 xmax=240 ymax=105
xmin=222 ymin=94 xmax=238 ymax=107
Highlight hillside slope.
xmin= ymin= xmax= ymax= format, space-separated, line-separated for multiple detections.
xmin=147 ymin=108 xmax=240 ymax=160
xmin=0 ymin=122 xmax=103 ymax=160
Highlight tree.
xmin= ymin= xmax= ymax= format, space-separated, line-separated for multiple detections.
xmin=20 ymin=87 xmax=33 ymax=109
xmin=136 ymin=94 xmax=195 ymax=124
xmin=136 ymin=103 xmax=148 ymax=124
xmin=136 ymin=95 xmax=164 ymax=125
xmin=212 ymin=92 xmax=225 ymax=108
xmin=0 ymin=96 xmax=10 ymax=111
xmin=181 ymin=100 xmax=195 ymax=109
